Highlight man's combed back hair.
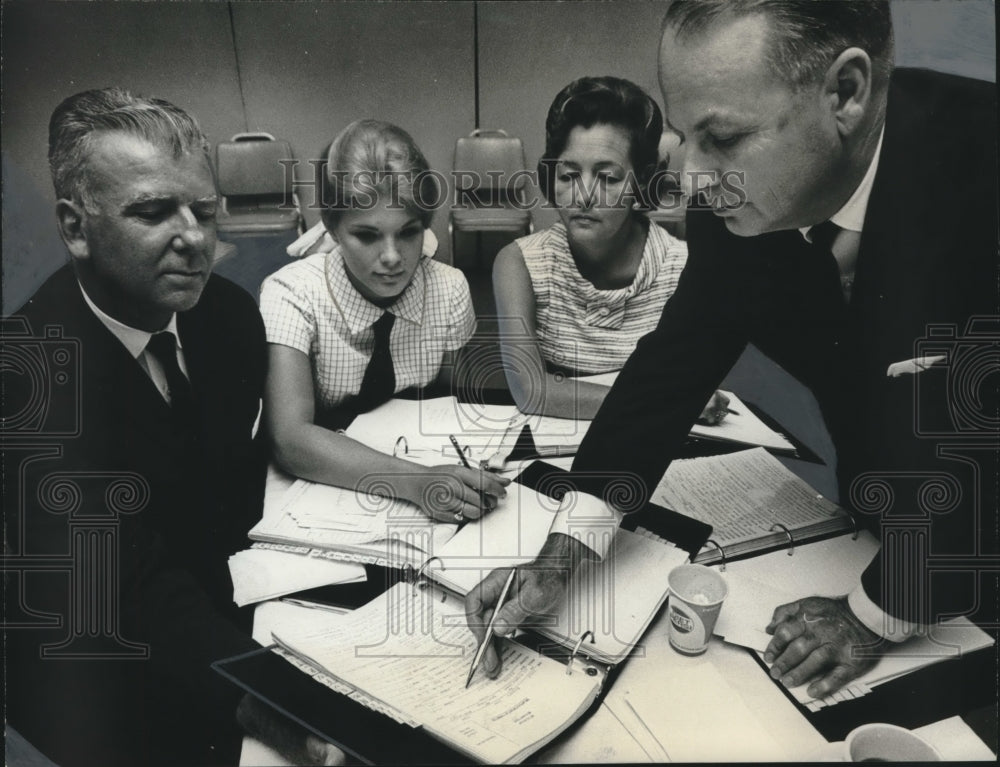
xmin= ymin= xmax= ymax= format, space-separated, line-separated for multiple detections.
xmin=48 ymin=87 xmax=211 ymax=205
xmin=320 ymin=119 xmax=437 ymax=229
xmin=539 ymin=76 xmax=664 ymax=208
xmin=663 ymin=0 xmax=894 ymax=89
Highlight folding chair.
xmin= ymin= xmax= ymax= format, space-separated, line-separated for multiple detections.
xmin=213 ymin=133 xmax=304 ymax=300
xmin=215 ymin=132 xmax=303 ymax=235
xmin=449 ymin=129 xmax=533 ymax=265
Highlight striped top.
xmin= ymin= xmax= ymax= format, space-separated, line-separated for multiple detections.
xmin=260 ymin=249 xmax=475 ymax=409
xmin=518 ymin=221 xmax=687 ymax=374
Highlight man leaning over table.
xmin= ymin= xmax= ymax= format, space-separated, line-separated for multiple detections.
xmin=2 ymin=87 xmax=342 ymax=766
xmin=467 ymin=0 xmax=998 ymax=700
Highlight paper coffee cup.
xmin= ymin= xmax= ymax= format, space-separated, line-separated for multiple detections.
xmin=844 ymin=723 xmax=941 ymax=762
xmin=666 ymin=564 xmax=727 ymax=655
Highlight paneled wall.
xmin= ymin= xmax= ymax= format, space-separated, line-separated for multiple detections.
xmin=2 ymin=0 xmax=995 ymax=311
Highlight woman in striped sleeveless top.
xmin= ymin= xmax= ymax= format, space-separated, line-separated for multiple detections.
xmin=493 ymin=76 xmax=727 ymax=421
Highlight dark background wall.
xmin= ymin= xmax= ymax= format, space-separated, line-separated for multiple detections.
xmin=2 ymin=0 xmax=995 ymax=312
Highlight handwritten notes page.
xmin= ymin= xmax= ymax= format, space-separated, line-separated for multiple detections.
xmin=424 ymin=483 xmax=686 ymax=664
xmin=272 ymin=583 xmax=602 ymax=764
xmin=653 ymin=447 xmax=846 ymax=549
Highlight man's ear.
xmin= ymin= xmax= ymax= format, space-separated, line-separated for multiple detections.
xmin=56 ymin=199 xmax=90 ymax=260
xmin=822 ymin=47 xmax=874 ymax=138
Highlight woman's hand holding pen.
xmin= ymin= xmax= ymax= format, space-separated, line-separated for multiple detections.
xmin=696 ymin=390 xmax=732 ymax=426
xmin=398 ymin=465 xmax=509 ymax=523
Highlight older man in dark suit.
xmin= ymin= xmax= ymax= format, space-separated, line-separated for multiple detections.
xmin=2 ymin=89 xmax=337 ymax=766
xmin=468 ymin=0 xmax=997 ymax=702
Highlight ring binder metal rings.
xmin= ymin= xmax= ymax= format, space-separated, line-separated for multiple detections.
xmin=413 ymin=556 xmax=444 ymax=595
xmin=705 ymin=539 xmax=727 ymax=570
xmin=393 ymin=435 xmax=409 ymax=457
xmin=769 ymin=523 xmax=795 ymax=555
xmin=846 ymin=513 xmax=860 ymax=540
xmin=567 ymin=630 xmax=595 ymax=676
xmin=402 ymin=563 xmax=416 ymax=584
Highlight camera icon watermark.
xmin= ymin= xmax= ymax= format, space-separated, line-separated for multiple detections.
xmin=912 ymin=317 xmax=1000 ymax=438
xmin=1 ymin=317 xmax=81 ymax=437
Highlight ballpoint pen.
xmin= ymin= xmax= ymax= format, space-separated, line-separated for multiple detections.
xmin=450 ymin=433 xmax=485 ymax=520
xmin=466 ymin=567 xmax=518 ymax=688
xmin=449 ymin=434 xmax=474 ymax=469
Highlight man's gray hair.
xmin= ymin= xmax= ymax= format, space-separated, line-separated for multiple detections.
xmin=663 ymin=0 xmax=894 ymax=90
xmin=48 ymin=87 xmax=211 ymax=206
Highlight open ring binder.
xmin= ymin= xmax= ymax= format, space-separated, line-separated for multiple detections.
xmin=567 ymin=631 xmax=596 ymax=676
xmin=413 ymin=556 xmax=444 ymax=595
xmin=769 ymin=523 xmax=796 ymax=555
xmin=846 ymin=513 xmax=860 ymax=541
xmin=392 ymin=436 xmax=409 ymax=457
xmin=704 ymin=539 xmax=727 ymax=570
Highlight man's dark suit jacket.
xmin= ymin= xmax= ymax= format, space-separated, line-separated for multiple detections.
xmin=3 ymin=265 xmax=267 ymax=766
xmin=575 ymin=69 xmax=998 ymax=628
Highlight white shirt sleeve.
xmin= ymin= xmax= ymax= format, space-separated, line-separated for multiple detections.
xmin=847 ymin=583 xmax=921 ymax=642
xmin=547 ymin=490 xmax=624 ymax=561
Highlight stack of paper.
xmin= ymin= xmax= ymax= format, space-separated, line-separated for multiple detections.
xmin=249 ymin=476 xmax=458 ymax=567
xmin=604 ymin=662 xmax=790 ymax=761
xmin=788 ymin=617 xmax=995 ymax=711
xmin=228 ymin=548 xmax=366 ymax=607
xmin=272 ymin=583 xmax=604 ymax=764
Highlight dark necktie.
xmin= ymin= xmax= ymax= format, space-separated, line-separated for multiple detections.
xmin=807 ymin=221 xmax=856 ymax=302
xmin=807 ymin=220 xmax=840 ymax=256
xmin=353 ymin=312 xmax=396 ymax=413
xmin=146 ymin=331 xmax=197 ymax=424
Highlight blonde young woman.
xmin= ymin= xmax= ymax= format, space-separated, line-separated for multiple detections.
xmin=261 ymin=120 xmax=507 ymax=521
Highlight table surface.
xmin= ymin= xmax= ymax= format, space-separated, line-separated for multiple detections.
xmin=239 ymin=391 xmax=995 ymax=763
xmin=240 ymin=596 xmax=995 ymax=764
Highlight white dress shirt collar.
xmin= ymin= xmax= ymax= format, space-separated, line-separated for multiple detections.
xmin=78 ymin=281 xmax=181 ymax=357
xmin=800 ymin=127 xmax=884 ymax=240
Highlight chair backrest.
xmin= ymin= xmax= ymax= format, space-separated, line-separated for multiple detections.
xmin=452 ymin=129 xmax=529 ymax=205
xmin=216 ymin=133 xmax=295 ymax=198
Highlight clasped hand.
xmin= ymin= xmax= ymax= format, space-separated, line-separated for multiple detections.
xmin=764 ymin=595 xmax=886 ymax=698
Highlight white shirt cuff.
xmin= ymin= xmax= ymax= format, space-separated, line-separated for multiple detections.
xmin=847 ymin=584 xmax=921 ymax=642
xmin=547 ymin=490 xmax=623 ymax=561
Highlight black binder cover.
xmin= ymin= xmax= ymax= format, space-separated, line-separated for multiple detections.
xmin=214 ymin=646 xmax=472 ymax=766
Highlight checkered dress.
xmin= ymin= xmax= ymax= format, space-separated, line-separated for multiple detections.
xmin=260 ymin=249 xmax=475 ymax=408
